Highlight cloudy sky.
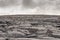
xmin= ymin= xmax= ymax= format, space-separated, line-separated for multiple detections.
xmin=0 ymin=0 xmax=60 ymax=15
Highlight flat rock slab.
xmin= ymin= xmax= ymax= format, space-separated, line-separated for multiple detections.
xmin=0 ymin=38 xmax=60 ymax=40
xmin=8 ymin=38 xmax=60 ymax=40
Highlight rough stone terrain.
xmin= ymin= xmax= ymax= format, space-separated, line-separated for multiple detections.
xmin=0 ymin=15 xmax=60 ymax=40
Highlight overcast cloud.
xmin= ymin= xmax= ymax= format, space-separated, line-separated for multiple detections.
xmin=0 ymin=0 xmax=60 ymax=15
